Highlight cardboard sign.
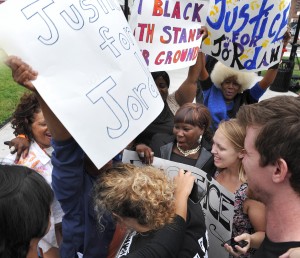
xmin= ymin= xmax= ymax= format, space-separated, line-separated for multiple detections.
xmin=202 ymin=0 xmax=291 ymax=71
xmin=129 ymin=0 xmax=209 ymax=71
xmin=0 ymin=0 xmax=164 ymax=169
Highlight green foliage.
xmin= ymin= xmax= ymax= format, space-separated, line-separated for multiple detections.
xmin=0 ymin=62 xmax=27 ymax=125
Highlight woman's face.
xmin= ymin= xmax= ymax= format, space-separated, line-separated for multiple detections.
xmin=31 ymin=111 xmax=51 ymax=149
xmin=221 ymin=76 xmax=241 ymax=101
xmin=211 ymin=129 xmax=241 ymax=169
xmin=173 ymin=122 xmax=203 ymax=150
xmin=155 ymin=76 xmax=169 ymax=102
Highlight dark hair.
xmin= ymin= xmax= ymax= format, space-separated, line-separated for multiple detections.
xmin=11 ymin=93 xmax=41 ymax=141
xmin=236 ymin=96 xmax=300 ymax=194
xmin=174 ymin=103 xmax=211 ymax=132
xmin=0 ymin=165 xmax=53 ymax=258
xmin=151 ymin=71 xmax=170 ymax=88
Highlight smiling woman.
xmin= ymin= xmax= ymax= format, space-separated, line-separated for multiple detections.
xmin=212 ymin=119 xmax=266 ymax=258
xmin=5 ymin=92 xmax=64 ymax=258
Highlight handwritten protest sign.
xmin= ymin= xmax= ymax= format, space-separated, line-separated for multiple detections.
xmin=202 ymin=0 xmax=291 ymax=71
xmin=122 ymin=150 xmax=235 ymax=258
xmin=129 ymin=0 xmax=209 ymax=71
xmin=0 ymin=0 xmax=164 ymax=169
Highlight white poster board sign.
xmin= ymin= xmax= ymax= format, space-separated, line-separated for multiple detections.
xmin=129 ymin=0 xmax=209 ymax=71
xmin=122 ymin=150 xmax=235 ymax=258
xmin=202 ymin=0 xmax=291 ymax=71
xmin=0 ymin=0 xmax=164 ymax=169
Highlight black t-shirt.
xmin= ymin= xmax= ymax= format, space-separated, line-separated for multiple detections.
xmin=252 ymin=235 xmax=300 ymax=258
xmin=116 ymin=200 xmax=209 ymax=258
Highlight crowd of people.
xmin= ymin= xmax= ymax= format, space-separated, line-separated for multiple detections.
xmin=1 ymin=23 xmax=300 ymax=258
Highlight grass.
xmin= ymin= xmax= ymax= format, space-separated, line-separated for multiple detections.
xmin=0 ymin=61 xmax=27 ymax=126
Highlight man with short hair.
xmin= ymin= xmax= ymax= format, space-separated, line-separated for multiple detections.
xmin=236 ymin=95 xmax=300 ymax=257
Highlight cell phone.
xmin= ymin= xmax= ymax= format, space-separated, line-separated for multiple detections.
xmin=189 ymin=182 xmax=206 ymax=204
xmin=221 ymin=238 xmax=248 ymax=252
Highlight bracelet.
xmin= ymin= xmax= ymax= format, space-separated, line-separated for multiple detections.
xmin=17 ymin=134 xmax=28 ymax=139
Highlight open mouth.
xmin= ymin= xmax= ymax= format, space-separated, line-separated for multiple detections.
xmin=214 ymin=156 xmax=221 ymax=162
xmin=177 ymin=141 xmax=186 ymax=147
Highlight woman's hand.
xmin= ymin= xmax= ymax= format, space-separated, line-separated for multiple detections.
xmin=200 ymin=26 xmax=208 ymax=41
xmin=135 ymin=143 xmax=154 ymax=165
xmin=5 ymin=56 xmax=38 ymax=91
xmin=174 ymin=170 xmax=195 ymax=220
xmin=223 ymin=233 xmax=251 ymax=257
xmin=174 ymin=170 xmax=195 ymax=199
xmin=282 ymin=29 xmax=292 ymax=49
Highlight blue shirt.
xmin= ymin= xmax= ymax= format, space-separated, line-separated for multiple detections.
xmin=203 ymin=81 xmax=265 ymax=131
xmin=51 ymin=138 xmax=115 ymax=258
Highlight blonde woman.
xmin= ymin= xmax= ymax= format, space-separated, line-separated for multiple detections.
xmin=212 ymin=119 xmax=265 ymax=257
xmin=93 ymin=164 xmax=209 ymax=258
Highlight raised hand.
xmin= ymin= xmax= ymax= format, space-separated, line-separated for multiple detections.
xmin=5 ymin=56 xmax=38 ymax=91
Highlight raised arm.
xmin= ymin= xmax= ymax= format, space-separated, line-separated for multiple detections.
xmin=198 ymin=52 xmax=209 ymax=81
xmin=174 ymin=52 xmax=202 ymax=105
xmin=258 ymin=66 xmax=279 ymax=90
xmin=175 ymin=29 xmax=208 ymax=106
xmin=5 ymin=56 xmax=71 ymax=141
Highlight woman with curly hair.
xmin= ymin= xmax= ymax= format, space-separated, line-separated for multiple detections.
xmin=0 ymin=164 xmax=53 ymax=258
xmin=6 ymin=92 xmax=63 ymax=258
xmin=94 ymin=164 xmax=209 ymax=258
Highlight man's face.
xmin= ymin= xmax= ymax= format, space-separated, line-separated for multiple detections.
xmin=242 ymin=126 xmax=275 ymax=202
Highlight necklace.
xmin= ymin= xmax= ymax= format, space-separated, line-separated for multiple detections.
xmin=176 ymin=143 xmax=201 ymax=157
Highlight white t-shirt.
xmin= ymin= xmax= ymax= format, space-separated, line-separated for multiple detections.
xmin=6 ymin=141 xmax=64 ymax=252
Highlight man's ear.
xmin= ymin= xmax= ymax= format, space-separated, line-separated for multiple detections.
xmin=272 ymin=158 xmax=289 ymax=183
